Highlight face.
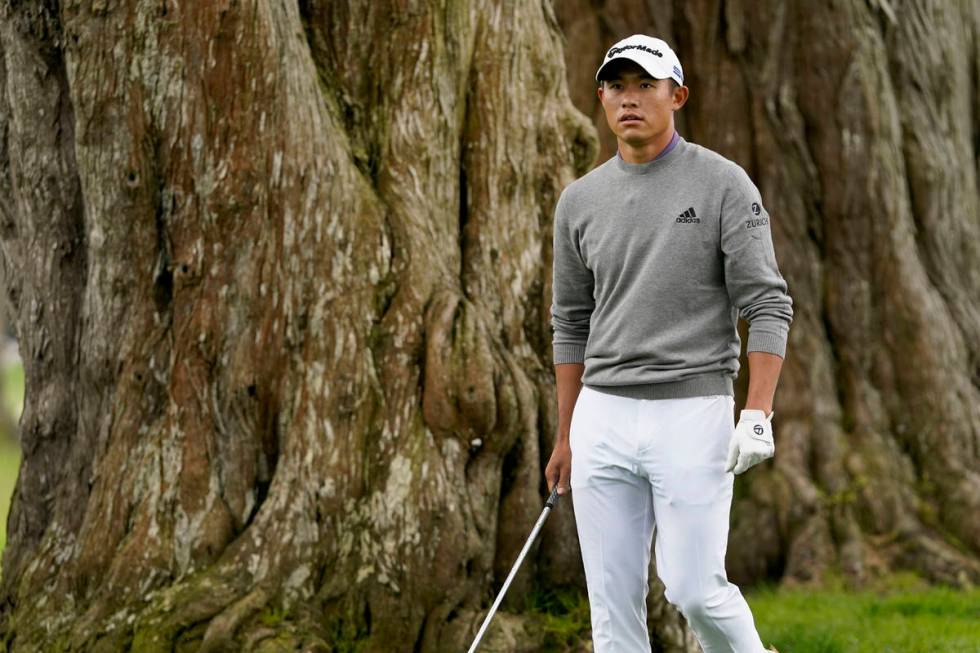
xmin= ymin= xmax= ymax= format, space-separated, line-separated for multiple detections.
xmin=597 ymin=60 xmax=688 ymax=147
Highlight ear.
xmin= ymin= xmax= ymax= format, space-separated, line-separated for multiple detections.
xmin=672 ymin=85 xmax=689 ymax=110
xmin=597 ymin=84 xmax=604 ymax=102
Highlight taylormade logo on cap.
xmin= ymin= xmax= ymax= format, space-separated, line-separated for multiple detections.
xmin=606 ymin=44 xmax=663 ymax=59
xmin=596 ymin=34 xmax=684 ymax=86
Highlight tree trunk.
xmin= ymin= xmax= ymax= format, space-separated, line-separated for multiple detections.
xmin=0 ymin=0 xmax=599 ymax=650
xmin=556 ymin=0 xmax=980 ymax=591
xmin=1 ymin=1 xmax=978 ymax=652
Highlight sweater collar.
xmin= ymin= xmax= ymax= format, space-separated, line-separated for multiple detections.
xmin=613 ymin=133 xmax=685 ymax=175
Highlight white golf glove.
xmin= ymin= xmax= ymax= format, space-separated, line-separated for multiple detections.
xmin=725 ymin=409 xmax=775 ymax=475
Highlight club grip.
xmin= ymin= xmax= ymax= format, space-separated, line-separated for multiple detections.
xmin=546 ymin=485 xmax=561 ymax=508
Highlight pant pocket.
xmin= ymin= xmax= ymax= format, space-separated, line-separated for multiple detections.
xmin=569 ymin=387 xmax=624 ymax=490
xmin=568 ymin=387 xmax=591 ymax=454
xmin=568 ymin=389 xmax=591 ymax=488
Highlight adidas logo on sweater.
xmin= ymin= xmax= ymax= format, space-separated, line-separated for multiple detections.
xmin=676 ymin=207 xmax=700 ymax=223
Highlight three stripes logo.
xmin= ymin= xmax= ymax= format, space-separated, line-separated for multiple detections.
xmin=676 ymin=207 xmax=700 ymax=223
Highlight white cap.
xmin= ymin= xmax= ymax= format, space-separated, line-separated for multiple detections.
xmin=595 ymin=34 xmax=684 ymax=86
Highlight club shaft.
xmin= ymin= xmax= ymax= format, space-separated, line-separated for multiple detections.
xmin=465 ymin=505 xmax=554 ymax=653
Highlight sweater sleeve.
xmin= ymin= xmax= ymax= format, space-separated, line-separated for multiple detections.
xmin=550 ymin=190 xmax=595 ymax=364
xmin=720 ymin=165 xmax=794 ymax=358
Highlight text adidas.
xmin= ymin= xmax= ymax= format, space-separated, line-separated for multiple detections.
xmin=677 ymin=207 xmax=700 ymax=223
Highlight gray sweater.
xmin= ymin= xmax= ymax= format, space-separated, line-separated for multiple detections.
xmin=550 ymin=136 xmax=793 ymax=399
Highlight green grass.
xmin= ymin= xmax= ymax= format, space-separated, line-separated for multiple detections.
xmin=746 ymin=571 xmax=980 ymax=653
xmin=520 ymin=572 xmax=980 ymax=653
xmin=3 ymin=359 xmax=23 ymax=423
xmin=0 ymin=428 xmax=19 ymax=560
xmin=1 ymin=357 xmax=23 ymax=563
xmin=523 ymin=581 xmax=593 ymax=651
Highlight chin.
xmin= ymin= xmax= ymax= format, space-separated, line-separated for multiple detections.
xmin=618 ymin=131 xmax=654 ymax=145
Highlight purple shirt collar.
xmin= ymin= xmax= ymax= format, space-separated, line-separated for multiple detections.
xmin=654 ymin=130 xmax=680 ymax=160
xmin=616 ymin=130 xmax=680 ymax=163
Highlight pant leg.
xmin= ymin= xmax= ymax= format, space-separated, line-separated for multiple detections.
xmin=639 ymin=394 xmax=767 ymax=653
xmin=570 ymin=386 xmax=656 ymax=653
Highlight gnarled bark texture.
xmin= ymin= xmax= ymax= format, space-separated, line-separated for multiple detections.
xmin=0 ymin=0 xmax=977 ymax=652
xmin=0 ymin=0 xmax=598 ymax=650
xmin=557 ymin=0 xmax=980 ymax=591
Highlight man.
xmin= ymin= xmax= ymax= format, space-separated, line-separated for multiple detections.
xmin=545 ymin=34 xmax=791 ymax=653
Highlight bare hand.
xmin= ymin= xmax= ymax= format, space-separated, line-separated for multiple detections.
xmin=545 ymin=439 xmax=572 ymax=495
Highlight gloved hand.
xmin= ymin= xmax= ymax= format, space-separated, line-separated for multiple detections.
xmin=725 ymin=409 xmax=775 ymax=475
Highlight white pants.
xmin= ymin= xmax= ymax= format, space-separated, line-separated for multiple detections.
xmin=569 ymin=386 xmax=767 ymax=653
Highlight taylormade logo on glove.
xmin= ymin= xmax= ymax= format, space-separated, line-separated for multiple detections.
xmin=725 ymin=410 xmax=775 ymax=475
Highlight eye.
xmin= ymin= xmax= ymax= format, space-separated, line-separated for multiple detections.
xmin=641 ymin=82 xmax=653 ymax=88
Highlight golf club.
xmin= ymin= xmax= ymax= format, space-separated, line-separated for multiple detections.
xmin=466 ymin=485 xmax=563 ymax=653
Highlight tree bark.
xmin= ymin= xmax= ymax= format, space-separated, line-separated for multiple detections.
xmin=1 ymin=0 xmax=978 ymax=652
xmin=556 ymin=0 xmax=980 ymax=592
xmin=0 ymin=0 xmax=600 ymax=650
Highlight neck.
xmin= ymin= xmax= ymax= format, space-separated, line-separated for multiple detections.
xmin=617 ymin=126 xmax=676 ymax=164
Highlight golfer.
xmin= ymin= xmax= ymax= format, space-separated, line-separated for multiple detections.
xmin=545 ymin=34 xmax=791 ymax=652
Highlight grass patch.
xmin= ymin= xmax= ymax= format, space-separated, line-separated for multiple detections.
xmin=1 ymin=357 xmax=22 ymax=564
xmin=522 ymin=582 xmax=592 ymax=651
xmin=746 ymin=571 xmax=980 ymax=653
xmin=516 ymin=572 xmax=980 ymax=653
xmin=0 ymin=435 xmax=19 ymax=559
xmin=3 ymin=359 xmax=23 ymax=422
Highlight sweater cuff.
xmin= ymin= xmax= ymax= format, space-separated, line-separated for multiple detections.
xmin=746 ymin=330 xmax=787 ymax=358
xmin=553 ymin=342 xmax=586 ymax=364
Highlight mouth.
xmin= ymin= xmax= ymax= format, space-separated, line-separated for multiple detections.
xmin=619 ymin=113 xmax=643 ymax=123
